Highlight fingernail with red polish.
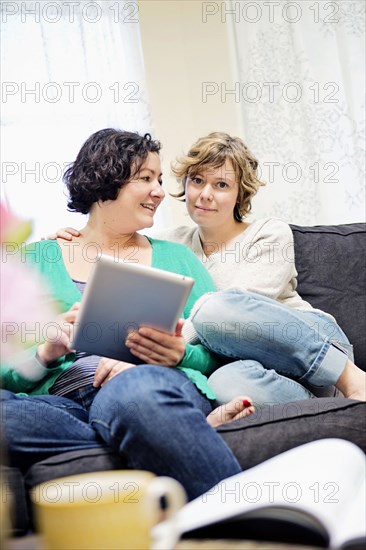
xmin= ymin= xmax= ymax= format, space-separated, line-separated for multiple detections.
xmin=243 ymin=400 xmax=251 ymax=407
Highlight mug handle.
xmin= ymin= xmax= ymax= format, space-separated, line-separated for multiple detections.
xmin=147 ymin=477 xmax=186 ymax=550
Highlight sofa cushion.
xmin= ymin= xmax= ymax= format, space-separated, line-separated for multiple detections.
xmin=24 ymin=447 xmax=127 ymax=490
xmin=218 ymin=398 xmax=366 ymax=470
xmin=25 ymin=402 xmax=366 ymax=487
xmin=290 ymin=223 xmax=366 ymax=372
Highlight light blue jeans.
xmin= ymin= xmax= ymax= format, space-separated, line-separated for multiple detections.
xmin=191 ymin=290 xmax=353 ymax=406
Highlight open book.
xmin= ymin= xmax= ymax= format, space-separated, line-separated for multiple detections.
xmin=154 ymin=439 xmax=365 ymax=549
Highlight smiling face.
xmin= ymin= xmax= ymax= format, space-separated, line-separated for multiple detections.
xmin=185 ymin=159 xmax=239 ymax=230
xmin=97 ymin=152 xmax=165 ymax=233
xmin=171 ymin=132 xmax=265 ymax=225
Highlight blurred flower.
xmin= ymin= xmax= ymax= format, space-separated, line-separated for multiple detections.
xmin=1 ymin=202 xmax=56 ymax=367
xmin=0 ymin=202 xmax=32 ymax=245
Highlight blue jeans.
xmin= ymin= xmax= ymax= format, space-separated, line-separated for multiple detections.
xmin=1 ymin=366 xmax=241 ymax=500
xmin=89 ymin=366 xmax=241 ymax=500
xmin=0 ymin=389 xmax=103 ymax=472
xmin=191 ymin=290 xmax=352 ymax=406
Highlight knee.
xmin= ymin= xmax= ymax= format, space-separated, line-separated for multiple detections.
xmin=191 ymin=292 xmax=226 ymax=342
xmin=192 ymin=291 xmax=236 ymax=322
xmin=96 ymin=365 xmax=179 ymax=401
xmin=90 ymin=365 xmax=182 ymax=428
xmin=90 ymin=371 xmax=142 ymax=427
xmin=208 ymin=361 xmax=270 ymax=406
xmin=191 ymin=290 xmax=254 ymax=339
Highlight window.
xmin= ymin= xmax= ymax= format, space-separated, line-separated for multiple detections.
xmin=1 ymin=1 xmax=168 ymax=239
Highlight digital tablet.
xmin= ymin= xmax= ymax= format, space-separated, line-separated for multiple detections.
xmin=70 ymin=255 xmax=195 ymax=363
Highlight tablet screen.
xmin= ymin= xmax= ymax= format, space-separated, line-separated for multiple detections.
xmin=70 ymin=255 xmax=195 ymax=363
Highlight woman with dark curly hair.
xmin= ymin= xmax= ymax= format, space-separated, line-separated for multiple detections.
xmin=64 ymin=128 xmax=161 ymax=214
xmin=53 ymin=131 xmax=365 ymax=404
xmin=2 ymin=128 xmax=255 ymax=502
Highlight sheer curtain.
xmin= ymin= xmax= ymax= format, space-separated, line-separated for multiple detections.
xmin=231 ymin=0 xmax=365 ymax=224
xmin=1 ymin=0 xmax=170 ymax=239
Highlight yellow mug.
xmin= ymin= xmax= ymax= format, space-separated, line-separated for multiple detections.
xmin=30 ymin=470 xmax=186 ymax=550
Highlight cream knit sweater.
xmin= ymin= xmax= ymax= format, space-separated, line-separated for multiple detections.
xmin=157 ymin=217 xmax=315 ymax=310
xmin=156 ymin=218 xmax=330 ymax=343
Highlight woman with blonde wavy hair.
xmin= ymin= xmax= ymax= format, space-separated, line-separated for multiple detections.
xmin=53 ymin=131 xmax=366 ymax=404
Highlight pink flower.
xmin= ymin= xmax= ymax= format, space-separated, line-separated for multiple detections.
xmin=1 ymin=202 xmax=56 ymax=369
xmin=0 ymin=202 xmax=32 ymax=246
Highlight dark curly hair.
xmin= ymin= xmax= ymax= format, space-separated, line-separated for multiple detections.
xmin=64 ymin=129 xmax=161 ymax=214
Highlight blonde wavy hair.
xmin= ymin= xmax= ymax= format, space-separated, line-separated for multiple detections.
xmin=171 ymin=132 xmax=265 ymax=220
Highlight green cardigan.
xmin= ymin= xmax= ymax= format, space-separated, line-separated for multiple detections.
xmin=1 ymin=239 xmax=219 ymax=398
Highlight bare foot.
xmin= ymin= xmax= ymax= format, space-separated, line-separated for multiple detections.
xmin=336 ymin=360 xmax=366 ymax=401
xmin=207 ymin=396 xmax=255 ymax=428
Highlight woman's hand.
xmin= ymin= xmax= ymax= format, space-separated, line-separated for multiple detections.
xmin=93 ymin=357 xmax=136 ymax=387
xmin=37 ymin=303 xmax=80 ymax=365
xmin=45 ymin=227 xmax=80 ymax=241
xmin=125 ymin=319 xmax=186 ymax=366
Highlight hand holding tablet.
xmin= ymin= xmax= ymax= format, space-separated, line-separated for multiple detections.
xmin=70 ymin=255 xmax=195 ymax=363
xmin=125 ymin=317 xmax=186 ymax=366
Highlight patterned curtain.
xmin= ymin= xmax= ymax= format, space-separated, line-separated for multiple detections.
xmin=231 ymin=0 xmax=365 ymax=224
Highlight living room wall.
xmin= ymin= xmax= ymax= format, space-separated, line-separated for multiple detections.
xmin=138 ymin=0 xmax=244 ymax=227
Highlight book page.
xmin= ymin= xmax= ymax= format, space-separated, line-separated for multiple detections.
xmin=330 ymin=471 xmax=366 ymax=548
xmin=176 ymin=439 xmax=365 ymax=545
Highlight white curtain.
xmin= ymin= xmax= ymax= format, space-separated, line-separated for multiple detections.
xmin=231 ymin=0 xmax=365 ymax=224
xmin=1 ymin=0 xmax=170 ymax=239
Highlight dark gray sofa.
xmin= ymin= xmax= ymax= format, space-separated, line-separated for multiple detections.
xmin=291 ymin=223 xmax=366 ymax=372
xmin=4 ymin=223 xmax=366 ymax=535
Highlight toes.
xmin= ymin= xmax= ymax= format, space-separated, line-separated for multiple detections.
xmin=206 ymin=396 xmax=255 ymax=428
xmin=225 ymin=396 xmax=254 ymax=414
